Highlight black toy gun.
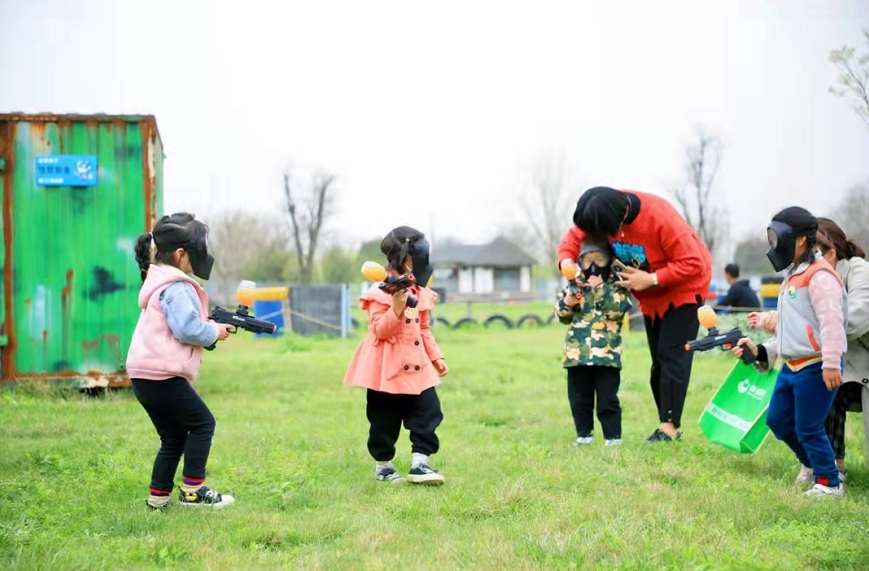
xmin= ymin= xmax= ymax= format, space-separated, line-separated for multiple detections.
xmin=361 ymin=261 xmax=419 ymax=308
xmin=205 ymin=283 xmax=277 ymax=351
xmin=685 ymin=307 xmax=755 ymax=364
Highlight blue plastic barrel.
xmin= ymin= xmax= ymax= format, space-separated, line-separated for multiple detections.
xmin=762 ymin=297 xmax=777 ymax=310
xmin=253 ymin=299 xmax=285 ymax=337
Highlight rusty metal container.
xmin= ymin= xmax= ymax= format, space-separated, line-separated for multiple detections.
xmin=0 ymin=114 xmax=163 ymax=387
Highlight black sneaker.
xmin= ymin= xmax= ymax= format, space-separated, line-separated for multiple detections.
xmin=178 ymin=486 xmax=235 ymax=509
xmin=407 ymin=463 xmax=445 ymax=485
xmin=375 ymin=466 xmax=405 ymax=484
xmin=646 ymin=429 xmax=682 ymax=443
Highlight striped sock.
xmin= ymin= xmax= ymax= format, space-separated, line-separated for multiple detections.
xmin=148 ymin=488 xmax=171 ymax=506
xmin=181 ymin=476 xmax=205 ymax=493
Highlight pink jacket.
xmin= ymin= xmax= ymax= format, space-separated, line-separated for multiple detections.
xmin=126 ymin=265 xmax=216 ymax=383
xmin=343 ymin=284 xmax=444 ymax=395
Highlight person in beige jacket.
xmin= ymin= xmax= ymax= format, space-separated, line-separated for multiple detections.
xmin=753 ymin=218 xmax=869 ymax=480
xmin=817 ymin=219 xmax=869 ymax=478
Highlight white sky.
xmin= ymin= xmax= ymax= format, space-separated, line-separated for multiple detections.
xmin=1 ymin=0 xmax=868 ymax=256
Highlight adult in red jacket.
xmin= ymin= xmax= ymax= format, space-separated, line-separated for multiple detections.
xmin=558 ymin=187 xmax=712 ymax=442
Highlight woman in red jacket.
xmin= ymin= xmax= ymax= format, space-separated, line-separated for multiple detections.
xmin=558 ymin=187 xmax=712 ymax=443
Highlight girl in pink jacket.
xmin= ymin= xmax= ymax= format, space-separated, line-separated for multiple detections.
xmin=126 ymin=213 xmax=234 ymax=510
xmin=343 ymin=227 xmax=449 ymax=485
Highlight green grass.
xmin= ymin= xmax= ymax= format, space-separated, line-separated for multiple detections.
xmin=2 ymin=326 xmax=868 ymax=570
xmin=352 ymin=300 xmax=555 ymax=328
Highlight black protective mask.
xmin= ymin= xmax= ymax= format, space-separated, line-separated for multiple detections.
xmin=766 ymin=221 xmax=796 ymax=272
xmin=579 ymin=248 xmax=612 ymax=282
xmin=408 ymin=238 xmax=433 ymax=288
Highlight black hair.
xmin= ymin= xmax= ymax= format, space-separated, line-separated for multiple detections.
xmin=817 ymin=217 xmax=866 ymax=261
xmin=380 ymin=226 xmax=425 ymax=271
xmin=134 ymin=213 xmax=209 ymax=282
xmin=724 ymin=263 xmax=740 ymax=278
xmin=573 ymin=186 xmax=629 ymax=241
xmin=771 ymin=206 xmax=818 ymax=266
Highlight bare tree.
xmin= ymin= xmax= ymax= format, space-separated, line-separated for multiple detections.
xmin=518 ymin=152 xmax=575 ymax=274
xmin=283 ymin=166 xmax=337 ymax=284
xmin=829 ymin=181 xmax=869 ymax=251
xmin=672 ymin=132 xmax=727 ymax=256
xmin=829 ymin=30 xmax=869 ymax=128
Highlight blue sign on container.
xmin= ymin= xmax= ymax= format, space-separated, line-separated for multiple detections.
xmin=35 ymin=155 xmax=98 ymax=187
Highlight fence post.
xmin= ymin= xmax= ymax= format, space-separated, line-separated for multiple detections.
xmin=340 ymin=284 xmax=349 ymax=338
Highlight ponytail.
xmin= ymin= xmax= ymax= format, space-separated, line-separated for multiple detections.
xmin=845 ymin=239 xmax=865 ymax=260
xmin=800 ymin=233 xmax=817 ymax=266
xmin=134 ymin=233 xmax=154 ymax=282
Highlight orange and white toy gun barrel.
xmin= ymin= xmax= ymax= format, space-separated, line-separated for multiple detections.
xmin=685 ymin=306 xmax=755 ymax=364
xmin=560 ymin=260 xmax=581 ymax=296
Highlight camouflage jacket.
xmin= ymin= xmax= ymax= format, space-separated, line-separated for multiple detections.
xmin=555 ymin=276 xmax=633 ymax=369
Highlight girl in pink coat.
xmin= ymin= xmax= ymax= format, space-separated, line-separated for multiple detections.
xmin=344 ymin=226 xmax=449 ymax=485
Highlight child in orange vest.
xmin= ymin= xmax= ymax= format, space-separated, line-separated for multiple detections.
xmin=343 ymin=226 xmax=449 ymax=485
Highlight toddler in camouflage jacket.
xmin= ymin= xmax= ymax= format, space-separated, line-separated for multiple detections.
xmin=555 ymin=240 xmax=633 ymax=446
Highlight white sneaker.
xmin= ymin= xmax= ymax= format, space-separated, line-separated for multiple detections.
xmin=803 ymin=483 xmax=844 ymax=498
xmin=794 ymin=465 xmax=814 ymax=486
xmin=574 ymin=436 xmax=594 ymax=445
xmin=605 ymin=439 xmax=622 ymax=447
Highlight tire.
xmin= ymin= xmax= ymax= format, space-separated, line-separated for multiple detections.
xmin=351 ymin=317 xmax=360 ymax=329
xmin=546 ymin=313 xmax=557 ymax=326
xmin=453 ymin=317 xmax=479 ymax=330
xmin=517 ymin=314 xmax=545 ymax=328
xmin=484 ymin=314 xmax=514 ymax=329
xmin=435 ymin=317 xmax=451 ymax=328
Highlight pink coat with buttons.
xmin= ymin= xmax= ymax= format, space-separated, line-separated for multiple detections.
xmin=343 ymin=284 xmax=444 ymax=395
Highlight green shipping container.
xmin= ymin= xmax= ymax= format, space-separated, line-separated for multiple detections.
xmin=0 ymin=114 xmax=163 ymax=387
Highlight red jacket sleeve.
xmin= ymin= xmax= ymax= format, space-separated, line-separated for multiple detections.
xmin=557 ymin=227 xmax=586 ymax=269
xmin=654 ymin=229 xmax=708 ymax=288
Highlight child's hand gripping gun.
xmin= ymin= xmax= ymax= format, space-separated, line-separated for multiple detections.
xmin=361 ymin=261 xmax=419 ymax=308
xmin=685 ymin=306 xmax=755 ymax=364
xmin=205 ymin=281 xmax=277 ymax=351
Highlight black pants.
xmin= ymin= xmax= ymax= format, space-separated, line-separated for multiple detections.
xmin=643 ymin=301 xmax=701 ymax=429
xmin=132 ymin=378 xmax=216 ymax=493
xmin=567 ymin=366 xmax=622 ymax=439
xmin=366 ymin=388 xmax=443 ymax=461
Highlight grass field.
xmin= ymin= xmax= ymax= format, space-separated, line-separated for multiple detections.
xmin=2 ymin=324 xmax=869 ymax=570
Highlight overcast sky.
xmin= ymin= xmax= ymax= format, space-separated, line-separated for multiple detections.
xmin=1 ymin=0 xmax=867 ymax=256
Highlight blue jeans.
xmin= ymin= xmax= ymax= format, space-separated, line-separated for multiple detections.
xmin=766 ymin=362 xmax=840 ymax=486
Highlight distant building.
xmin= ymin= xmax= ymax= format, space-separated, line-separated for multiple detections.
xmin=433 ymin=237 xmax=538 ymax=301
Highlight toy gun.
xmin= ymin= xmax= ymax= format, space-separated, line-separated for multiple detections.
xmin=205 ymin=281 xmax=277 ymax=350
xmin=361 ymin=261 xmax=418 ymax=308
xmin=685 ymin=306 xmax=755 ymax=364
xmin=560 ymin=261 xmax=582 ymax=297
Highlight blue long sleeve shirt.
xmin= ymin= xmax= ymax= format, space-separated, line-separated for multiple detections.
xmin=159 ymin=282 xmax=218 ymax=347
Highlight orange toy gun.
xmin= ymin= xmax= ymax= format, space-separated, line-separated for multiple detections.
xmin=685 ymin=306 xmax=755 ymax=364
xmin=561 ymin=261 xmax=581 ymax=297
xmin=361 ymin=261 xmax=419 ymax=308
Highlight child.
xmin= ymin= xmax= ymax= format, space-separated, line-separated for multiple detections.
xmin=732 ymin=207 xmax=847 ymax=498
xmin=343 ymin=226 xmax=449 ymax=485
xmin=126 ymin=213 xmax=235 ymax=510
xmin=555 ymin=240 xmax=633 ymax=446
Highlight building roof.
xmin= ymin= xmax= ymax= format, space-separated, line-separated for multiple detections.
xmin=435 ymin=236 xmax=538 ymax=267
xmin=0 ymin=113 xmax=163 ymax=146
